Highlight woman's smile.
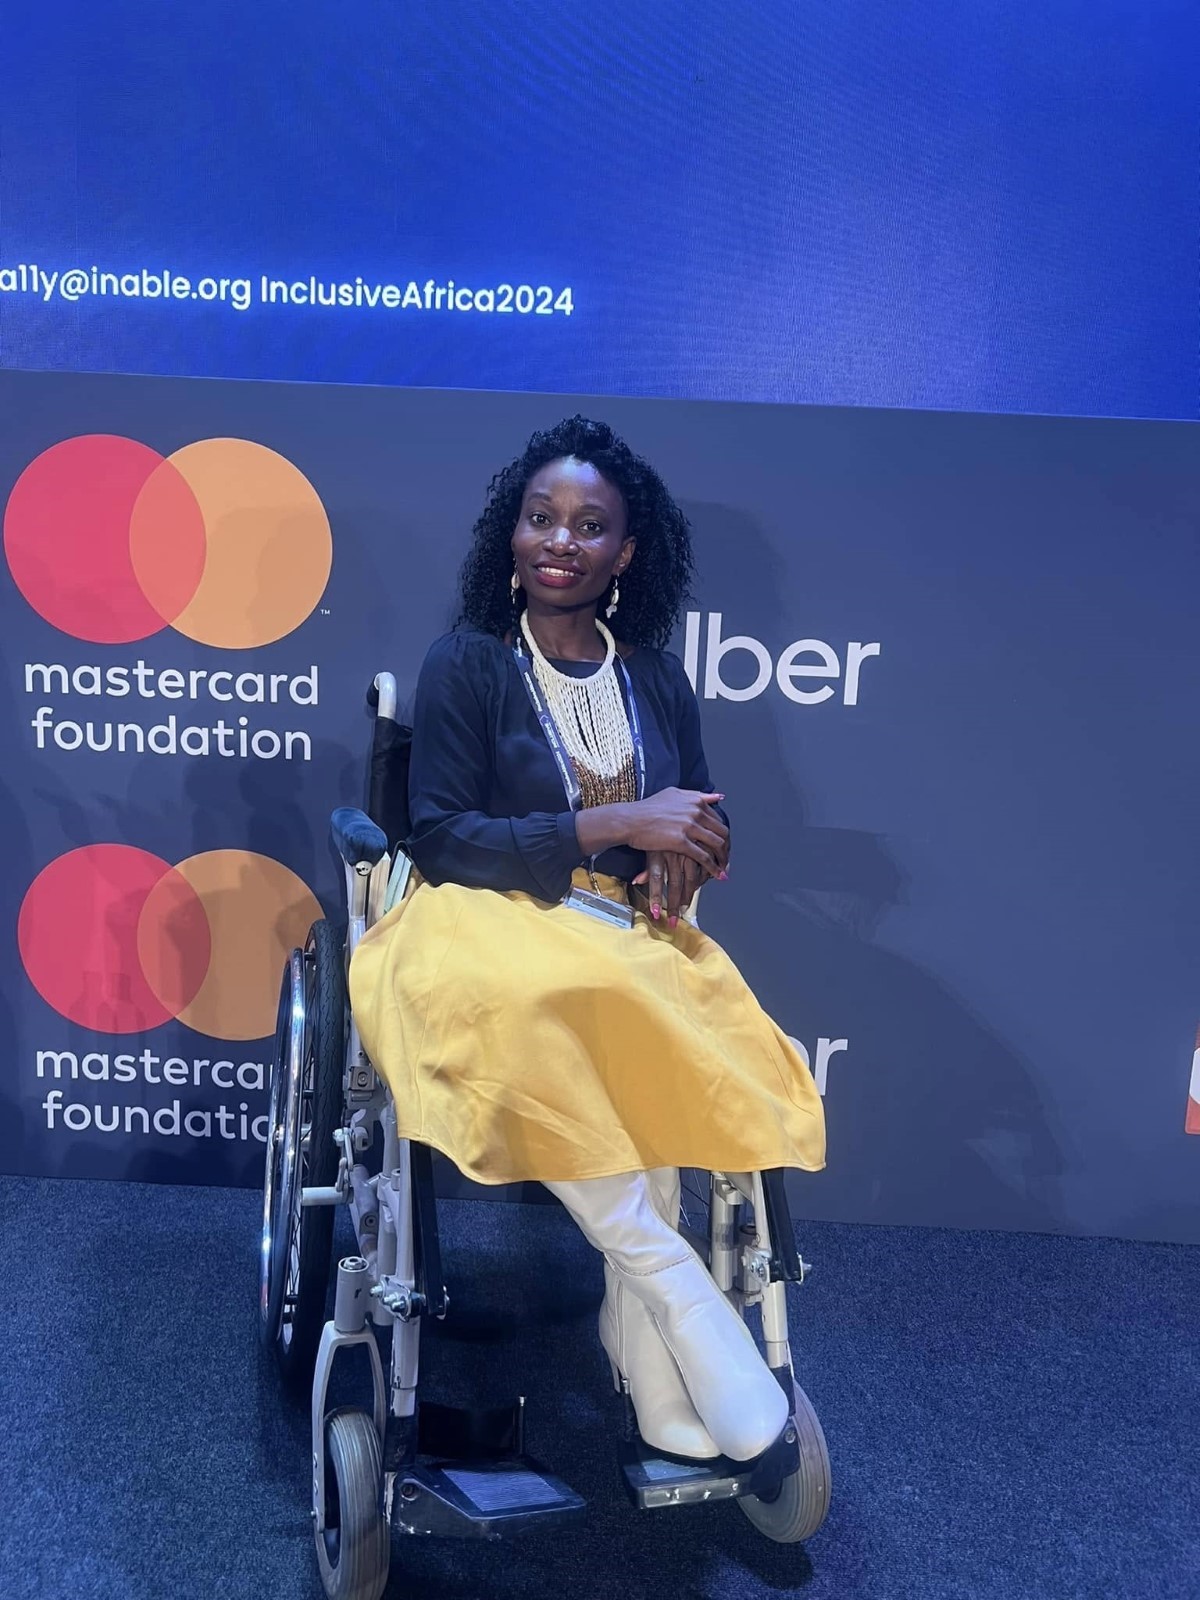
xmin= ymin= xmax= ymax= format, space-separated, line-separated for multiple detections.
xmin=531 ymin=560 xmax=586 ymax=587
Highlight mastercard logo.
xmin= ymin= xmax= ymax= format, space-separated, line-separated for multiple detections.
xmin=3 ymin=434 xmax=332 ymax=648
xmin=19 ymin=845 xmax=323 ymax=1041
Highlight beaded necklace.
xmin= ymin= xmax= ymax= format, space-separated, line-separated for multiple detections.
xmin=518 ymin=611 xmax=636 ymax=808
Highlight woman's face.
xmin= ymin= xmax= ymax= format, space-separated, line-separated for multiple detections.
xmin=511 ymin=456 xmax=634 ymax=613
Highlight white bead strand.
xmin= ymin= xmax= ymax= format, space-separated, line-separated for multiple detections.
xmin=519 ymin=613 xmax=635 ymax=791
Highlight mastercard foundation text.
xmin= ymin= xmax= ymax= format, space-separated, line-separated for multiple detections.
xmin=24 ymin=659 xmax=319 ymax=762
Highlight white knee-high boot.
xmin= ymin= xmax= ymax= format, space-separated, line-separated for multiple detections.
xmin=598 ymin=1169 xmax=719 ymax=1459
xmin=548 ymin=1171 xmax=789 ymax=1462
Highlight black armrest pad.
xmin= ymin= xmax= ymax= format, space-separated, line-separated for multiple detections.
xmin=331 ymin=806 xmax=388 ymax=868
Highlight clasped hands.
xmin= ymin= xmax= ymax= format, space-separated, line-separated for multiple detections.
xmin=626 ymin=786 xmax=730 ymax=928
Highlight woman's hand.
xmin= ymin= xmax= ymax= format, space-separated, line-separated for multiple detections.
xmin=633 ymin=849 xmax=714 ymax=926
xmin=574 ymin=789 xmax=730 ymax=885
xmin=621 ymin=787 xmax=730 ymax=872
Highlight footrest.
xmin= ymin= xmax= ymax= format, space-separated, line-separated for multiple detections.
xmin=619 ymin=1423 xmax=799 ymax=1511
xmin=392 ymin=1459 xmax=586 ymax=1538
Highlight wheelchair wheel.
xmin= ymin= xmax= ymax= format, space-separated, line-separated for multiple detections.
xmin=315 ymin=1408 xmax=390 ymax=1600
xmin=738 ymin=1378 xmax=831 ymax=1544
xmin=680 ymin=1171 xmax=832 ymax=1542
xmin=678 ymin=1168 xmax=716 ymax=1256
xmin=260 ymin=918 xmax=346 ymax=1390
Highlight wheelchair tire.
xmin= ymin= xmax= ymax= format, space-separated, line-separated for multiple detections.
xmin=259 ymin=918 xmax=346 ymax=1391
xmin=315 ymin=1407 xmax=390 ymax=1600
xmin=738 ymin=1378 xmax=831 ymax=1544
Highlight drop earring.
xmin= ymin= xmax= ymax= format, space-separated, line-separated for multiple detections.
xmin=605 ymin=575 xmax=620 ymax=619
xmin=510 ymin=565 xmax=522 ymax=630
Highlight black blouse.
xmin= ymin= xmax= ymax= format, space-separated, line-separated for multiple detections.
xmin=407 ymin=628 xmax=726 ymax=900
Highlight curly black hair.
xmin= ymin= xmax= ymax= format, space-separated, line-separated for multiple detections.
xmin=456 ymin=415 xmax=694 ymax=651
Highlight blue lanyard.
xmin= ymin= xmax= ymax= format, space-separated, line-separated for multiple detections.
xmin=512 ymin=640 xmax=647 ymax=812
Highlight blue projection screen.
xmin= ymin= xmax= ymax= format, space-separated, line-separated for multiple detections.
xmin=1 ymin=0 xmax=1197 ymax=418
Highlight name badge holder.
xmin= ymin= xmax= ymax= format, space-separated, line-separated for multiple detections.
xmin=513 ymin=641 xmax=646 ymax=931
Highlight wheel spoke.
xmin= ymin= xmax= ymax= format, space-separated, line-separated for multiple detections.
xmin=286 ymin=1209 xmax=303 ymax=1300
xmin=680 ymin=1167 xmax=711 ymax=1230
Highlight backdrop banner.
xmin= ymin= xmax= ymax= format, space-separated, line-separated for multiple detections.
xmin=1 ymin=369 xmax=1196 ymax=1242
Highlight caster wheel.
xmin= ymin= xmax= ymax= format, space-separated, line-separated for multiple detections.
xmin=315 ymin=1408 xmax=390 ymax=1600
xmin=259 ymin=919 xmax=346 ymax=1390
xmin=739 ymin=1380 xmax=831 ymax=1544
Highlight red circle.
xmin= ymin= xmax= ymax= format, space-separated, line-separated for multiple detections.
xmin=18 ymin=846 xmax=211 ymax=1034
xmin=3 ymin=435 xmax=207 ymax=644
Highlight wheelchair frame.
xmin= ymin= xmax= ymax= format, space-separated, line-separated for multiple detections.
xmin=260 ymin=672 xmax=831 ymax=1600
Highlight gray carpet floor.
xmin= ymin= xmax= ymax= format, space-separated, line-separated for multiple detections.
xmin=2 ymin=1176 xmax=1197 ymax=1600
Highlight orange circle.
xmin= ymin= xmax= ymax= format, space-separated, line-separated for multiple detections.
xmin=156 ymin=439 xmax=332 ymax=649
xmin=169 ymin=850 xmax=324 ymax=1040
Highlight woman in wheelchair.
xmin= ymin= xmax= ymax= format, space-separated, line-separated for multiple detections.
xmin=350 ymin=415 xmax=825 ymax=1469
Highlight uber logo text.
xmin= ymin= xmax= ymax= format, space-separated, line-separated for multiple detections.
xmin=683 ymin=612 xmax=880 ymax=705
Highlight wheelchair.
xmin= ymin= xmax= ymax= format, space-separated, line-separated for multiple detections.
xmin=258 ymin=672 xmax=833 ymax=1600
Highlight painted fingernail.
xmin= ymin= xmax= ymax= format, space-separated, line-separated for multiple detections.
xmin=651 ymin=903 xmax=660 ymax=919
xmin=669 ymin=915 xmax=678 ymax=930
xmin=718 ymin=870 xmax=729 ymax=881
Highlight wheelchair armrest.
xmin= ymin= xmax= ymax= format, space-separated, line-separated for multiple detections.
xmin=330 ymin=806 xmax=388 ymax=868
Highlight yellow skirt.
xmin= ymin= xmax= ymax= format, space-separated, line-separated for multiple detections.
xmin=348 ymin=868 xmax=826 ymax=1185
